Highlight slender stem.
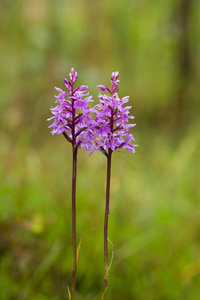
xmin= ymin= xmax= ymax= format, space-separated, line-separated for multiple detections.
xmin=71 ymin=82 xmax=77 ymax=300
xmin=103 ymin=150 xmax=112 ymax=299
xmin=71 ymin=145 xmax=77 ymax=300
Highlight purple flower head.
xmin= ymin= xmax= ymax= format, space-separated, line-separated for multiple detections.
xmin=48 ymin=68 xmax=93 ymax=148
xmin=82 ymin=71 xmax=137 ymax=156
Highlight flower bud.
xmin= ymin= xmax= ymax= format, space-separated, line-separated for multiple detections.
xmin=111 ymin=71 xmax=119 ymax=81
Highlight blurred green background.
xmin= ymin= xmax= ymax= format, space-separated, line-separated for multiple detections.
xmin=0 ymin=0 xmax=200 ymax=299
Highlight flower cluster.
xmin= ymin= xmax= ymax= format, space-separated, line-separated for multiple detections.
xmin=81 ymin=71 xmax=137 ymax=156
xmin=48 ymin=68 xmax=93 ymax=147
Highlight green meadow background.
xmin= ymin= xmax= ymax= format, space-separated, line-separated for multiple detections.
xmin=0 ymin=0 xmax=200 ymax=299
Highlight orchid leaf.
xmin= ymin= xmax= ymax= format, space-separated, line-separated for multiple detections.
xmin=67 ymin=286 xmax=71 ymax=300
xmin=77 ymin=235 xmax=83 ymax=262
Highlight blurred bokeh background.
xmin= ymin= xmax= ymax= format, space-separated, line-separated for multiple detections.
xmin=0 ymin=0 xmax=200 ymax=299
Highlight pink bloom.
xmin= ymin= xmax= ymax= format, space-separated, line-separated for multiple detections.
xmin=48 ymin=68 xmax=93 ymax=147
xmin=81 ymin=72 xmax=137 ymax=156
